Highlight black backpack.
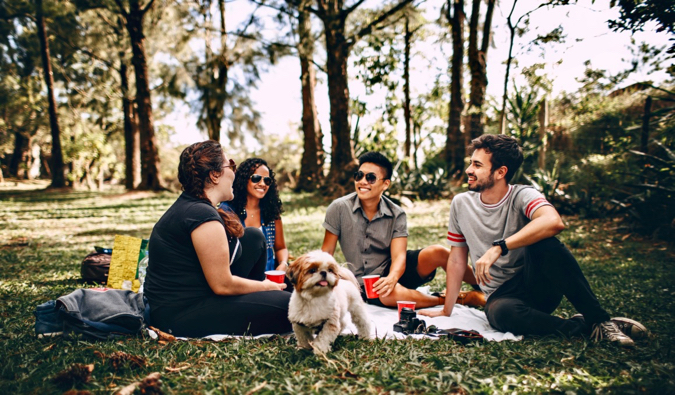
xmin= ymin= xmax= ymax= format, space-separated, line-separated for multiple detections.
xmin=81 ymin=250 xmax=112 ymax=284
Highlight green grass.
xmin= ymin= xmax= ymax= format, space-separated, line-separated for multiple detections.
xmin=1 ymin=180 xmax=674 ymax=394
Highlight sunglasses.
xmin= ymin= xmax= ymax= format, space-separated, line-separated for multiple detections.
xmin=222 ymin=159 xmax=237 ymax=173
xmin=250 ymin=174 xmax=272 ymax=186
xmin=353 ymin=171 xmax=384 ymax=184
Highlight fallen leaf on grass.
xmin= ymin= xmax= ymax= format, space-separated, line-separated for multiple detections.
xmin=52 ymin=363 xmax=94 ymax=387
xmin=164 ymin=363 xmax=191 ymax=373
xmin=115 ymin=372 xmax=162 ymax=395
xmin=621 ymin=234 xmax=631 ymax=241
xmin=245 ymin=381 xmax=267 ymax=395
xmin=149 ymin=326 xmax=176 ymax=343
xmin=63 ymin=390 xmax=92 ymax=395
xmin=560 ymin=356 xmax=575 ymax=365
xmin=109 ymin=351 xmax=147 ymax=371
xmin=335 ymin=369 xmax=359 ymax=380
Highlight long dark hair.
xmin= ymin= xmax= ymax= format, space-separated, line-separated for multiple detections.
xmin=178 ymin=140 xmax=244 ymax=238
xmin=228 ymin=158 xmax=283 ymax=224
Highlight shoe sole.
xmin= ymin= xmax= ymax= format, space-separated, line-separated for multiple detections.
xmin=611 ymin=317 xmax=649 ymax=340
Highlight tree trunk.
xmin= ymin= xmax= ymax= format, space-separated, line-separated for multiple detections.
xmin=323 ymin=14 xmax=357 ymax=186
xmin=120 ymin=52 xmax=140 ymax=189
xmin=446 ymin=0 xmax=465 ymax=174
xmin=641 ymin=96 xmax=652 ymax=153
xmin=296 ymin=3 xmax=324 ymax=192
xmin=499 ymin=0 xmax=519 ymax=135
xmin=9 ymin=132 xmax=29 ymax=178
xmin=126 ymin=0 xmax=163 ymax=190
xmin=538 ymin=97 xmax=547 ymax=169
xmin=403 ymin=15 xmax=412 ymax=160
xmin=36 ymin=0 xmax=66 ymax=188
xmin=203 ymin=0 xmax=228 ymax=142
xmin=467 ymin=0 xmax=495 ymax=140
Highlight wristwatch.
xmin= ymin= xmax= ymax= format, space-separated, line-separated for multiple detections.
xmin=492 ymin=239 xmax=508 ymax=256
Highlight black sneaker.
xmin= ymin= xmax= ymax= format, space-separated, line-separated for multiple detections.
xmin=571 ymin=314 xmax=648 ymax=340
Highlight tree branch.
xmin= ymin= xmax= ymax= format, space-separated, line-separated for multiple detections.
xmin=348 ymin=0 xmax=415 ymax=47
xmin=113 ymin=0 xmax=129 ymax=19
xmin=142 ymin=0 xmax=157 ymax=15
xmin=342 ymin=0 xmax=368 ymax=18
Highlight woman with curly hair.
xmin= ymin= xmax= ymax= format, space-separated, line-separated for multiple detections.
xmin=144 ymin=141 xmax=291 ymax=337
xmin=222 ymin=158 xmax=289 ymax=272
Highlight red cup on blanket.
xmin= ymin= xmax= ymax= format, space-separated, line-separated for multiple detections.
xmin=265 ymin=270 xmax=286 ymax=284
xmin=362 ymin=275 xmax=380 ymax=299
xmin=397 ymin=301 xmax=416 ymax=320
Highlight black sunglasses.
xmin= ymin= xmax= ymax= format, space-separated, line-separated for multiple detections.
xmin=222 ymin=159 xmax=237 ymax=173
xmin=353 ymin=171 xmax=384 ymax=184
xmin=250 ymin=174 xmax=272 ymax=186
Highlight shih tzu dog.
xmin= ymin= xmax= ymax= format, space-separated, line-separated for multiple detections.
xmin=286 ymin=250 xmax=371 ymax=355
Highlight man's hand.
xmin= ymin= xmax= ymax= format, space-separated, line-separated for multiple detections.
xmin=373 ymin=275 xmax=398 ymax=298
xmin=474 ymin=246 xmax=501 ymax=285
xmin=418 ymin=307 xmax=450 ymax=318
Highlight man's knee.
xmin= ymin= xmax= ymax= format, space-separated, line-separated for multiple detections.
xmin=486 ymin=299 xmax=527 ymax=333
xmin=419 ymin=244 xmax=449 ymax=269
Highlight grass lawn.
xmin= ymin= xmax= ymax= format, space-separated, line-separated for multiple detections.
xmin=1 ymin=180 xmax=674 ymax=394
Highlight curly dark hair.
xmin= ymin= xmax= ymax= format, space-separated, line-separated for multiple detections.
xmin=469 ymin=134 xmax=523 ymax=183
xmin=178 ymin=140 xmax=243 ymax=238
xmin=228 ymin=158 xmax=283 ymax=224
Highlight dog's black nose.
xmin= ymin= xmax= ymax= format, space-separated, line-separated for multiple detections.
xmin=320 ymin=271 xmax=327 ymax=278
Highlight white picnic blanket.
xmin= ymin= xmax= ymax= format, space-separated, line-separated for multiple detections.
xmin=147 ymin=303 xmax=521 ymax=342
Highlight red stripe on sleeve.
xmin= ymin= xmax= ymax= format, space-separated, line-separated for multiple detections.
xmin=526 ymin=197 xmax=548 ymax=218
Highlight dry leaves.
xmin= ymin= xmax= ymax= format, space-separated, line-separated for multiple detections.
xmin=149 ymin=326 xmax=176 ymax=344
xmin=116 ymin=372 xmax=162 ymax=395
xmin=52 ymin=364 xmax=94 ymax=387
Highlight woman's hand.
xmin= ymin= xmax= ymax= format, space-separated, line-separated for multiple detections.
xmin=262 ymin=279 xmax=287 ymax=291
xmin=276 ymin=262 xmax=288 ymax=271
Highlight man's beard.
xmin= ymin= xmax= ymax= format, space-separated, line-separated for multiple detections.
xmin=468 ymin=172 xmax=496 ymax=192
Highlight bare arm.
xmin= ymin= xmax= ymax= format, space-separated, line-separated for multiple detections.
xmin=419 ymin=245 xmax=468 ymax=317
xmin=273 ymin=218 xmax=289 ymax=271
xmin=321 ymin=229 xmax=339 ymax=255
xmin=373 ymin=236 xmax=407 ymax=297
xmin=192 ymin=221 xmax=285 ymax=295
xmin=475 ymin=205 xmax=565 ymax=285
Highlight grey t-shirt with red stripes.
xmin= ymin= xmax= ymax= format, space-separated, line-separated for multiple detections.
xmin=446 ymin=185 xmax=552 ymax=298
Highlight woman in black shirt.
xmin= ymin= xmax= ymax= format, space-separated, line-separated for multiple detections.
xmin=144 ymin=140 xmax=291 ymax=337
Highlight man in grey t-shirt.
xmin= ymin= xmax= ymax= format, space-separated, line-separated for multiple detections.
xmin=420 ymin=134 xmax=647 ymax=347
xmin=322 ymin=152 xmax=481 ymax=309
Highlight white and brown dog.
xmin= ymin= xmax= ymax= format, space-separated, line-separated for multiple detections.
xmin=286 ymin=250 xmax=371 ymax=355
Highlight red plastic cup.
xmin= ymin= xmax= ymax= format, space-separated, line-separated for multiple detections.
xmin=397 ymin=301 xmax=416 ymax=320
xmin=265 ymin=270 xmax=285 ymax=284
xmin=362 ymin=275 xmax=380 ymax=299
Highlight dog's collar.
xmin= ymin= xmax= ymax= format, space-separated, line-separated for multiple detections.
xmin=293 ymin=319 xmax=327 ymax=331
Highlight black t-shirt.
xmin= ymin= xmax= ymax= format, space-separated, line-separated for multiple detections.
xmin=144 ymin=193 xmax=239 ymax=310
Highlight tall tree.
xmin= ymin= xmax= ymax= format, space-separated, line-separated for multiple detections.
xmin=35 ymin=0 xmax=66 ymax=187
xmin=467 ymin=0 xmax=494 ymax=140
xmin=307 ymin=0 xmax=414 ymax=188
xmin=445 ymin=0 xmax=465 ymax=174
xmin=294 ymin=0 xmax=324 ymax=191
xmin=114 ymin=0 xmax=163 ymax=190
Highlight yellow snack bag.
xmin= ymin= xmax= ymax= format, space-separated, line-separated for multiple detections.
xmin=107 ymin=235 xmax=148 ymax=292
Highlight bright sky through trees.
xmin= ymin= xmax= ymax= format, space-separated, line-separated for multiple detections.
xmin=161 ymin=0 xmax=671 ymax=147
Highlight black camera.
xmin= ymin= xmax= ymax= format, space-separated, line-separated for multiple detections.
xmin=393 ymin=308 xmax=427 ymax=334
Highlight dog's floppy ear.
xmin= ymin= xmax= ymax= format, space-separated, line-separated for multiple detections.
xmin=286 ymin=256 xmax=305 ymax=285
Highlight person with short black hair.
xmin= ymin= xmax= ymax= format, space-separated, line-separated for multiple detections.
xmin=420 ymin=134 xmax=647 ymax=347
xmin=321 ymin=151 xmax=483 ymax=308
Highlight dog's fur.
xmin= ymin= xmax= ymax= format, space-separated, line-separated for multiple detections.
xmin=286 ymin=250 xmax=371 ymax=355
